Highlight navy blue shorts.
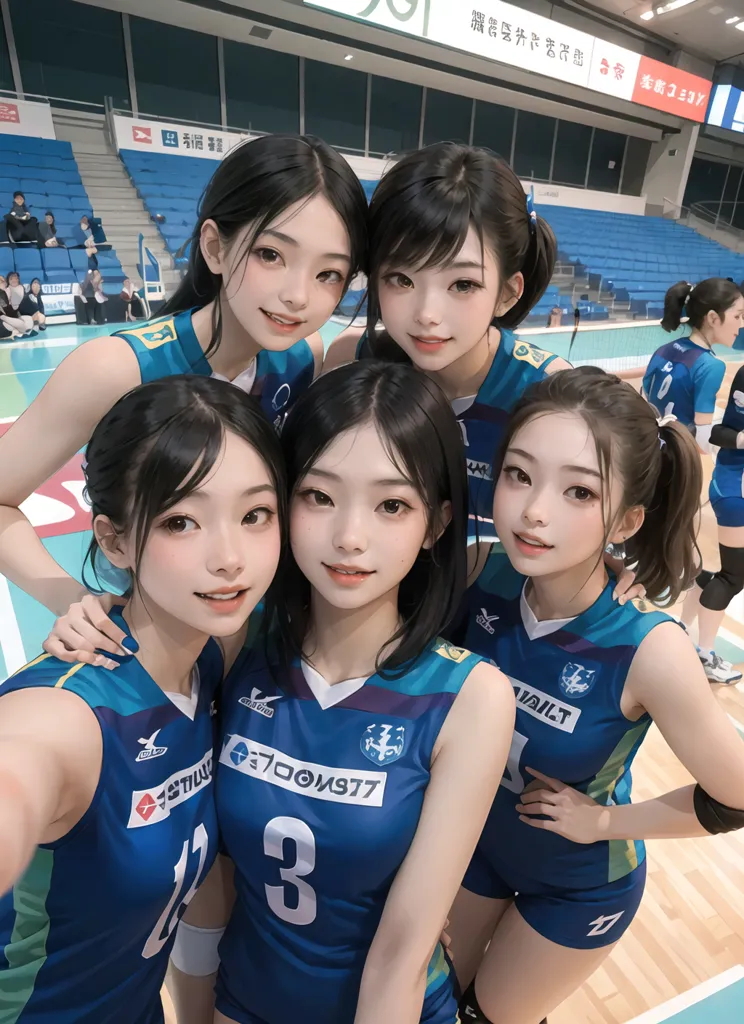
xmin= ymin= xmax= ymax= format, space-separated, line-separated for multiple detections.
xmin=709 ymin=477 xmax=744 ymax=527
xmin=463 ymin=850 xmax=646 ymax=950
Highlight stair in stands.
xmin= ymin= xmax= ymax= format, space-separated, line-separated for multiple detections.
xmin=52 ymin=110 xmax=180 ymax=294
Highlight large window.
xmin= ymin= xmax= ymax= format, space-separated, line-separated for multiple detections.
xmin=304 ymin=59 xmax=366 ymax=152
xmin=8 ymin=0 xmax=129 ymax=108
xmin=513 ymin=110 xmax=555 ymax=181
xmin=0 ymin=12 xmax=13 ymax=92
xmin=588 ymin=128 xmax=625 ymax=192
xmin=130 ymin=18 xmax=219 ymax=124
xmin=683 ymin=157 xmax=729 ymax=211
xmin=551 ymin=121 xmax=592 ymax=187
xmin=472 ymin=100 xmax=514 ymax=160
xmin=369 ymin=75 xmax=421 ymax=155
xmin=224 ymin=42 xmax=298 ymax=134
xmin=423 ymin=88 xmax=472 ymax=147
xmin=721 ymin=165 xmax=743 ymax=225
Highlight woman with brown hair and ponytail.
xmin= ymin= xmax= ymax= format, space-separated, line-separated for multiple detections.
xmin=643 ymin=278 xmax=744 ymax=683
xmin=446 ymin=368 xmax=744 ymax=1024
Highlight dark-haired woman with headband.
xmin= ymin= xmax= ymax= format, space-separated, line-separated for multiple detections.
xmin=643 ymin=278 xmax=744 ymax=684
xmin=0 ymin=134 xmax=368 ymax=657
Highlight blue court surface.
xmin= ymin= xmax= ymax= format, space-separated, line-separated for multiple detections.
xmin=627 ymin=967 xmax=744 ymax=1023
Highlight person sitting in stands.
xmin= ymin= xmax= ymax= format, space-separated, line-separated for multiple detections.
xmin=4 ymin=192 xmax=38 ymax=244
xmin=72 ymin=215 xmax=99 ymax=269
xmin=38 ymin=211 xmax=63 ymax=248
xmin=120 ymin=278 xmax=144 ymax=322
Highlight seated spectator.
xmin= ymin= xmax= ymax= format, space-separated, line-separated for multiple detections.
xmin=120 ymin=278 xmax=144 ymax=322
xmin=6 ymin=271 xmax=25 ymax=312
xmin=0 ymin=273 xmax=35 ymax=338
xmin=38 ymin=211 xmax=63 ymax=248
xmin=0 ymin=275 xmax=11 ymax=340
xmin=26 ymin=277 xmax=46 ymax=331
xmin=4 ymin=192 xmax=38 ymax=244
xmin=547 ymin=304 xmax=563 ymax=328
xmin=77 ymin=269 xmax=107 ymax=326
xmin=72 ymin=215 xmax=99 ymax=269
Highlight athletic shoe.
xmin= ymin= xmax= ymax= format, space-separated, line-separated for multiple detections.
xmin=699 ymin=650 xmax=742 ymax=685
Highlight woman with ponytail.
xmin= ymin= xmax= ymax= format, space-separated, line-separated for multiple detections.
xmin=643 ymin=278 xmax=744 ymax=683
xmin=446 ymin=368 xmax=744 ymax=1024
xmin=0 ymin=134 xmax=367 ymax=651
xmin=325 ymin=143 xmax=569 ymax=543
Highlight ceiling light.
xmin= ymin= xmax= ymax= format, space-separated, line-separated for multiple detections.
xmin=726 ymin=15 xmax=741 ymax=23
xmin=655 ymin=0 xmax=699 ymax=12
xmin=640 ymin=9 xmax=655 ymax=18
xmin=738 ymin=21 xmax=744 ymax=30
xmin=344 ymin=53 xmax=354 ymax=60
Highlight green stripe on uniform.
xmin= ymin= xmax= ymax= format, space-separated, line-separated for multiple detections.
xmin=1 ymin=848 xmax=54 ymax=1024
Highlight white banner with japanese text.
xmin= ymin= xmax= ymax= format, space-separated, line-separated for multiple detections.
xmin=112 ymin=115 xmax=255 ymax=159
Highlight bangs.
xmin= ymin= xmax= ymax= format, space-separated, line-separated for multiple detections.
xmin=375 ymin=181 xmax=482 ymax=273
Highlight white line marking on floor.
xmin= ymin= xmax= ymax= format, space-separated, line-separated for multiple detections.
xmin=0 ymin=416 xmax=18 ymax=424
xmin=0 ymin=368 xmax=56 ymax=377
xmin=0 ymin=573 xmax=26 ymax=679
xmin=625 ymin=965 xmax=744 ymax=1023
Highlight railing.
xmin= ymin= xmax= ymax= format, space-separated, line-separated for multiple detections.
xmin=138 ymin=233 xmax=165 ymax=312
xmin=662 ymin=196 xmax=744 ymax=251
xmin=0 ymin=87 xmax=105 ymax=117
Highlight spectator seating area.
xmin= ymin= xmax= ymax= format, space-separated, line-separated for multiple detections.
xmin=119 ymin=148 xmax=744 ymax=325
xmin=0 ymin=135 xmax=126 ymax=290
xmin=541 ymin=204 xmax=744 ymax=319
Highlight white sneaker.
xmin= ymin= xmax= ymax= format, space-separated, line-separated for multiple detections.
xmin=699 ymin=650 xmax=742 ymax=685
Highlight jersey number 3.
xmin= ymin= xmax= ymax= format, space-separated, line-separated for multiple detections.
xmin=265 ymin=816 xmax=317 ymax=926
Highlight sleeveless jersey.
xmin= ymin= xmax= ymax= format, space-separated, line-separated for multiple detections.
xmin=462 ymin=550 xmax=670 ymax=890
xmin=643 ymin=336 xmax=724 ymax=431
xmin=113 ymin=308 xmax=315 ymax=427
xmin=215 ymin=639 xmax=484 ymax=1024
xmin=0 ymin=639 xmax=222 ymax=1024
xmin=357 ymin=330 xmax=559 ymax=542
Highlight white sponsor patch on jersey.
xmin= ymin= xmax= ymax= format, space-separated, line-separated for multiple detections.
xmin=220 ymin=735 xmax=387 ymax=807
xmin=508 ymin=676 xmax=582 ymax=733
xmin=128 ymin=749 xmax=213 ymax=828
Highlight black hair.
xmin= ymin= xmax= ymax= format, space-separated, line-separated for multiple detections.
xmin=161 ymin=134 xmax=369 ymax=360
xmin=7 ymin=271 xmax=19 ymax=284
xmin=364 ymin=143 xmax=556 ymax=357
xmin=29 ymin=277 xmax=41 ymax=293
xmin=662 ymin=278 xmax=743 ymax=333
xmin=82 ymin=375 xmax=287 ymax=595
xmin=498 ymin=367 xmax=702 ymax=604
xmin=277 ymin=360 xmax=467 ymax=674
xmin=13 ymin=191 xmax=23 ymax=200
xmin=44 ymin=210 xmax=55 ymax=221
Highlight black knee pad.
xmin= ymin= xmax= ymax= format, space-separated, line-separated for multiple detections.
xmin=699 ymin=544 xmax=744 ymax=612
xmin=458 ymin=984 xmax=546 ymax=1023
xmin=696 ymin=569 xmax=715 ymax=590
xmin=459 ymin=982 xmax=493 ymax=1022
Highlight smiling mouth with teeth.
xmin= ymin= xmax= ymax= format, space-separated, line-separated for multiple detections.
xmin=263 ymin=310 xmax=302 ymax=326
xmin=196 ymin=590 xmax=244 ymax=600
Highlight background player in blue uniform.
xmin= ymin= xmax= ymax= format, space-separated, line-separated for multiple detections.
xmin=169 ymin=362 xmax=515 ymax=1024
xmin=324 ymin=143 xmax=571 ymax=543
xmin=643 ymin=278 xmax=741 ymax=443
xmin=444 ymin=369 xmax=744 ymax=1024
xmin=0 ymin=375 xmax=285 ymax=1022
xmin=654 ymin=280 xmax=744 ymax=683
xmin=0 ymin=133 xmax=366 ymax=648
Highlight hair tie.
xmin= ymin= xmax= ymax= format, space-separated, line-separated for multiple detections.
xmin=657 ymin=413 xmax=676 ymax=450
xmin=526 ymin=189 xmax=537 ymax=236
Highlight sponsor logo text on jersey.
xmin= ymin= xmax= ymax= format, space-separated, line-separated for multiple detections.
xmin=128 ymin=749 xmax=213 ymax=828
xmin=466 ymin=459 xmax=491 ymax=480
xmin=136 ymin=729 xmax=168 ymax=762
xmin=220 ymin=736 xmax=386 ymax=806
xmin=508 ymin=677 xmax=581 ymax=733
xmin=476 ymin=607 xmax=499 ymax=634
xmin=239 ymin=688 xmax=282 ymax=718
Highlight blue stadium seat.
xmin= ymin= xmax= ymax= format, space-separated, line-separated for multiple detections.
xmin=41 ymin=248 xmax=72 ymax=271
xmin=14 ymin=249 xmax=42 ymax=273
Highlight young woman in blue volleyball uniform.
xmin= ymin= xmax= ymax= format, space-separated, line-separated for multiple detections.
xmin=325 ymin=143 xmax=571 ymax=543
xmin=654 ymin=280 xmax=744 ymax=684
xmin=169 ymin=361 xmax=515 ymax=1024
xmin=445 ymin=369 xmax=744 ymax=1024
xmin=0 ymin=133 xmax=367 ymax=651
xmin=0 ymin=375 xmax=285 ymax=1022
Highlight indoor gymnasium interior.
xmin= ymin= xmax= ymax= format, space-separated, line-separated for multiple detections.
xmin=2 ymin=1 xmax=744 ymax=1023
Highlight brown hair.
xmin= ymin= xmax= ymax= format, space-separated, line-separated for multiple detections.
xmin=496 ymin=367 xmax=702 ymax=604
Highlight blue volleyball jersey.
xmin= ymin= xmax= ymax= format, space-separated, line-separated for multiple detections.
xmin=0 ymin=640 xmax=222 ymax=1024
xmin=462 ymin=550 xmax=670 ymax=891
xmin=357 ymin=330 xmax=559 ymax=542
xmin=114 ymin=308 xmax=315 ymax=427
xmin=711 ymin=364 xmax=744 ymax=502
xmin=643 ymin=337 xmax=725 ymax=430
xmin=215 ymin=639 xmax=484 ymax=1024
